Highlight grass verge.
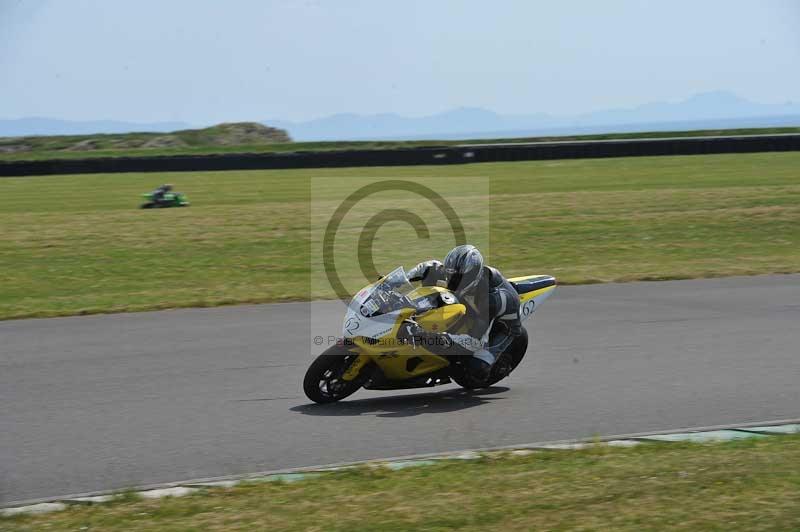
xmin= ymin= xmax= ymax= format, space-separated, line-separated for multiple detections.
xmin=0 ymin=152 xmax=799 ymax=320
xmin=4 ymin=435 xmax=800 ymax=531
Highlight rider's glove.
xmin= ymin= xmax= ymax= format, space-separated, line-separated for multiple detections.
xmin=408 ymin=260 xmax=444 ymax=284
xmin=399 ymin=322 xmax=453 ymax=351
xmin=398 ymin=323 xmax=423 ymax=345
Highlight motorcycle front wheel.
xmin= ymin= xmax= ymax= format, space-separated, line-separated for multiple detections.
xmin=303 ymin=345 xmax=365 ymax=404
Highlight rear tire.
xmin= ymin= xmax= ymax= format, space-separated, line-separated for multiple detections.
xmin=303 ymin=345 xmax=365 ymax=404
xmin=489 ymin=327 xmax=529 ymax=384
xmin=453 ymin=328 xmax=529 ymax=389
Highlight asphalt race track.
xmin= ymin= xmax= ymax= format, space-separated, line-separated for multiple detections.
xmin=2 ymin=275 xmax=799 ymax=505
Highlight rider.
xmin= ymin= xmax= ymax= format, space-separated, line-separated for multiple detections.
xmin=151 ymin=184 xmax=173 ymax=204
xmin=405 ymin=244 xmax=522 ymax=386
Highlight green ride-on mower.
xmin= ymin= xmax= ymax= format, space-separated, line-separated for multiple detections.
xmin=140 ymin=190 xmax=190 ymax=209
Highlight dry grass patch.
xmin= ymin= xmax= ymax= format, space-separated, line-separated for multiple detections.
xmin=4 ymin=436 xmax=800 ymax=531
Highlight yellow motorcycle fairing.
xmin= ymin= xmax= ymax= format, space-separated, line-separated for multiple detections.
xmin=342 ymin=274 xmax=556 ymax=383
xmin=342 ymin=287 xmax=467 ymax=382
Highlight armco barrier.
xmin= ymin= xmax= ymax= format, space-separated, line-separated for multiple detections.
xmin=1 ymin=134 xmax=799 ymax=177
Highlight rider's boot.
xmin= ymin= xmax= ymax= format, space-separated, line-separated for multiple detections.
xmin=466 ymin=356 xmax=492 ymax=387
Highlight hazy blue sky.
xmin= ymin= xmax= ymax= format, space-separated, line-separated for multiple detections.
xmin=1 ymin=0 xmax=798 ymax=123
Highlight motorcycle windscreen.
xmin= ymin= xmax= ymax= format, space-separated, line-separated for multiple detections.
xmin=342 ymin=267 xmax=415 ymax=339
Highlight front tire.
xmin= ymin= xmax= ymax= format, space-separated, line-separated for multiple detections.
xmin=303 ymin=345 xmax=365 ymax=404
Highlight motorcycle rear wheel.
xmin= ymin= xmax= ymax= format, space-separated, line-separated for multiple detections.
xmin=453 ymin=328 xmax=529 ymax=389
xmin=488 ymin=327 xmax=529 ymax=385
xmin=303 ymin=345 xmax=365 ymax=404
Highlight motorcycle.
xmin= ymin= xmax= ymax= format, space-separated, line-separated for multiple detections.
xmin=303 ymin=266 xmax=556 ymax=403
xmin=140 ymin=191 xmax=190 ymax=209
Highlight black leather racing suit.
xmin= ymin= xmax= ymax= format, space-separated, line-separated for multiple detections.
xmin=408 ymin=261 xmax=522 ymax=379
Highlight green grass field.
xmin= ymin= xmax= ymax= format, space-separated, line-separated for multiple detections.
xmin=1 ymin=152 xmax=799 ymax=320
xmin=1 ymin=126 xmax=798 ymax=161
xmin=4 ymin=436 xmax=800 ymax=531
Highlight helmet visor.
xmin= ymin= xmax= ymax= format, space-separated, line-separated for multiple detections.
xmin=445 ymin=267 xmax=461 ymax=292
xmin=445 ymin=267 xmax=480 ymax=293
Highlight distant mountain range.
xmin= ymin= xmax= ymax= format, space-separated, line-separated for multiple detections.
xmin=264 ymin=92 xmax=800 ymax=141
xmin=2 ymin=91 xmax=799 ymax=141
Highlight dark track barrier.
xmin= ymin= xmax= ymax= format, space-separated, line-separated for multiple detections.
xmin=2 ymin=134 xmax=799 ymax=177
